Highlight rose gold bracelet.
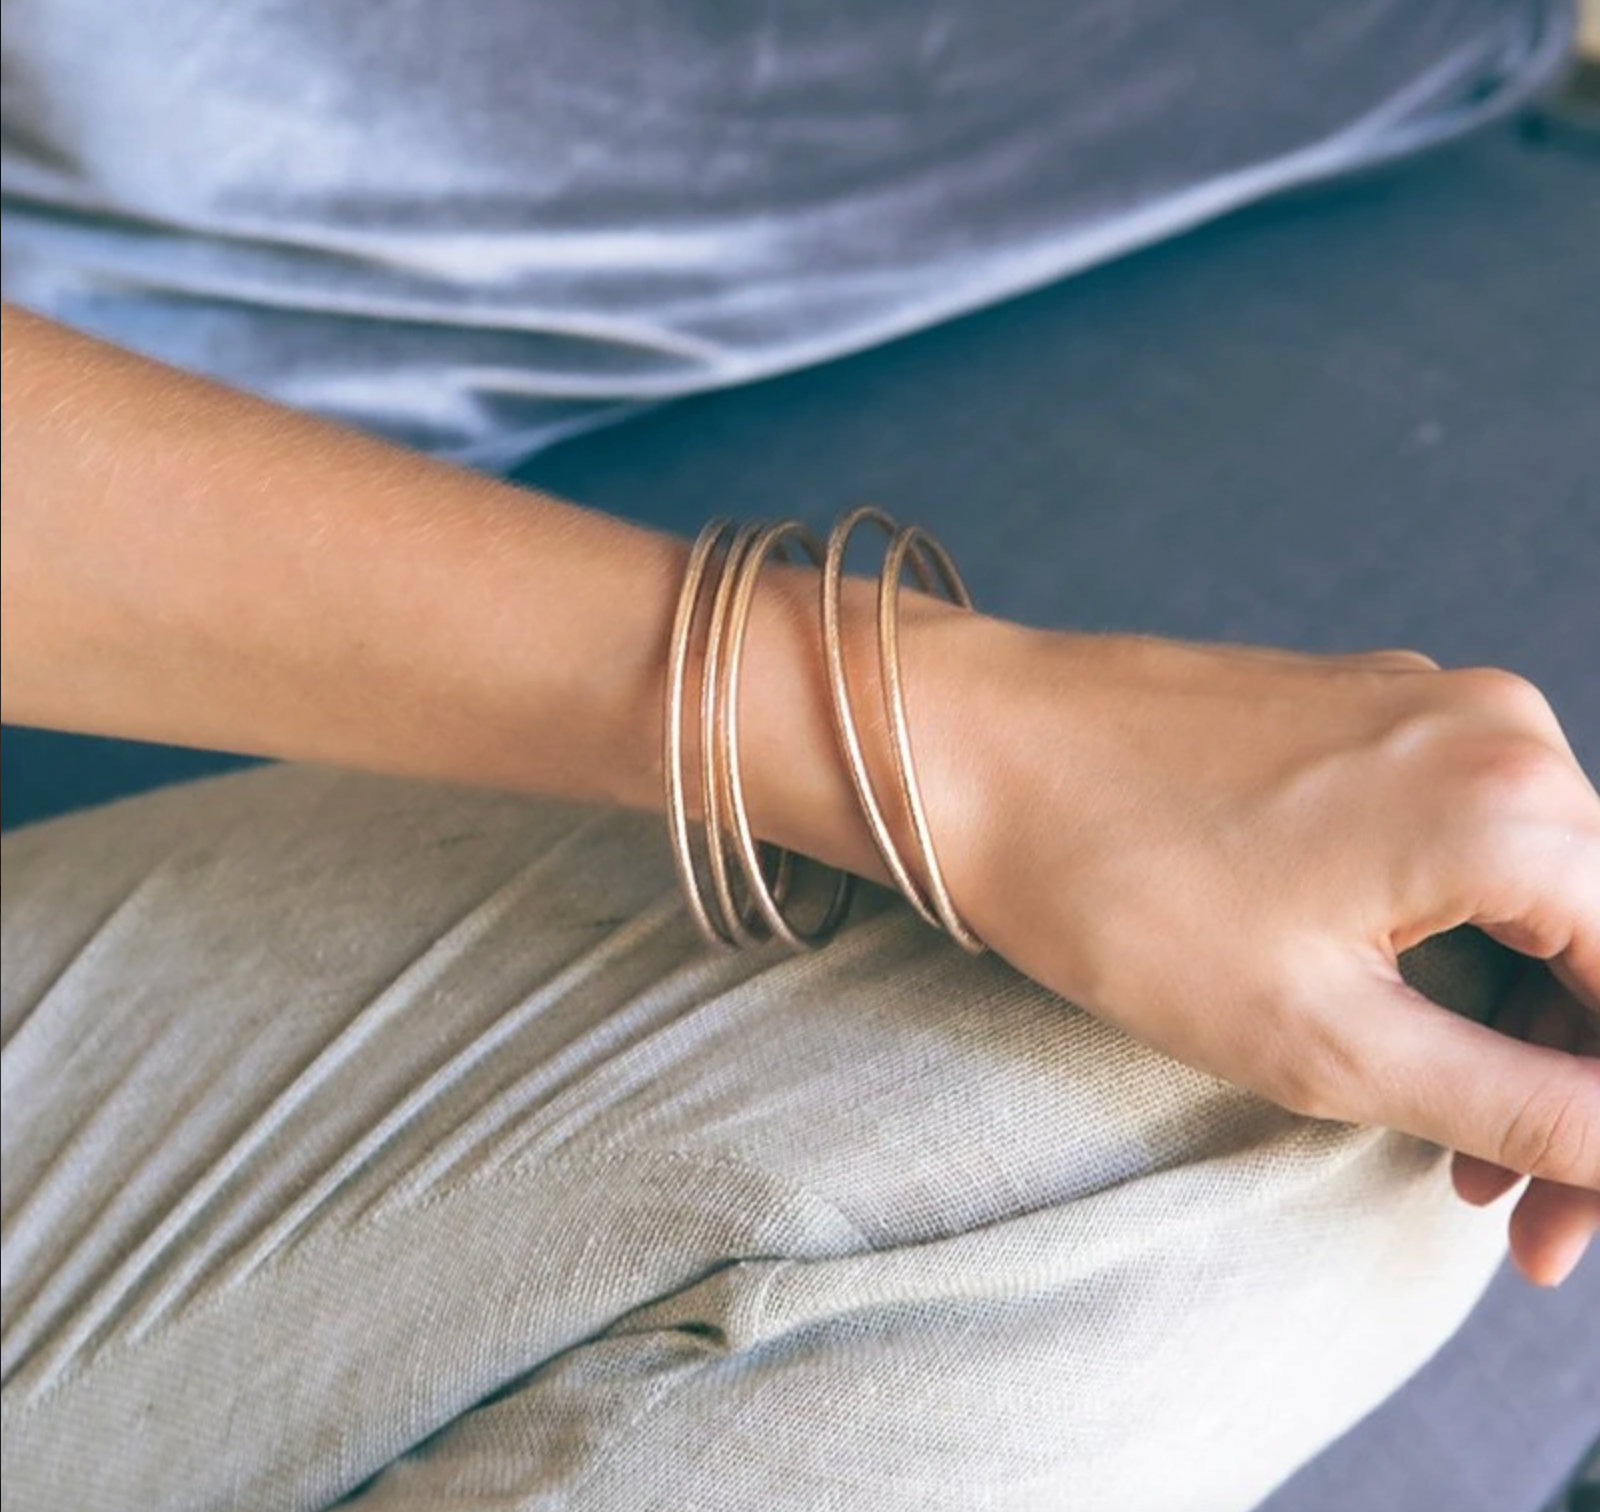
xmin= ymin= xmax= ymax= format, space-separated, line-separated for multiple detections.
xmin=820 ymin=506 xmax=945 ymax=931
xmin=821 ymin=507 xmax=984 ymax=950
xmin=664 ymin=520 xmax=790 ymax=947
xmin=718 ymin=520 xmax=856 ymax=948
xmin=668 ymin=509 xmax=980 ymax=953
xmin=877 ymin=523 xmax=985 ymax=953
xmin=698 ymin=521 xmax=767 ymax=945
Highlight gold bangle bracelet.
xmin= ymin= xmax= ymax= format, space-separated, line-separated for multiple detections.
xmin=698 ymin=521 xmax=768 ymax=946
xmin=668 ymin=508 xmax=979 ymax=954
xmin=665 ymin=520 xmax=787 ymax=946
xmin=821 ymin=505 xmax=948 ymax=933
xmin=718 ymin=520 xmax=856 ymax=949
xmin=665 ymin=518 xmax=799 ymax=948
xmin=878 ymin=523 xmax=985 ymax=953
xmin=664 ymin=518 xmax=741 ymax=945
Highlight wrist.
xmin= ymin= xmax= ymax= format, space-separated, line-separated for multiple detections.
xmin=737 ymin=560 xmax=1022 ymax=897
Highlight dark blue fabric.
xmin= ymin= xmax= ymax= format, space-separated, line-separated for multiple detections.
xmin=0 ymin=733 xmax=255 ymax=831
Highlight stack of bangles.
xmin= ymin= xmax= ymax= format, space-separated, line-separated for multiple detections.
xmin=663 ymin=505 xmax=986 ymax=955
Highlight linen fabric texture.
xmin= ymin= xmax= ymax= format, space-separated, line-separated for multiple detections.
xmin=2 ymin=764 xmax=1515 ymax=1511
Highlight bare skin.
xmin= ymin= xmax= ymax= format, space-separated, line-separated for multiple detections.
xmin=4 ymin=304 xmax=1597 ymax=1284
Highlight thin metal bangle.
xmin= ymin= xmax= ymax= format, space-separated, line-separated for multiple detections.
xmin=664 ymin=521 xmax=792 ymax=946
xmin=698 ymin=522 xmax=765 ymax=944
xmin=718 ymin=520 xmax=856 ymax=949
xmin=664 ymin=519 xmax=742 ymax=946
xmin=669 ymin=510 xmax=967 ymax=953
xmin=821 ymin=505 xmax=946 ymax=932
xmin=878 ymin=523 xmax=985 ymax=953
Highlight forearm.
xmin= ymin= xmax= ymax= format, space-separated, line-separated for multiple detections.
xmin=6 ymin=315 xmax=1598 ymax=1283
xmin=0 ymin=304 xmax=900 ymax=877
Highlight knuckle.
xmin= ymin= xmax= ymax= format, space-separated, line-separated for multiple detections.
xmin=1369 ymin=648 xmax=1440 ymax=672
xmin=1457 ymin=738 xmax=1566 ymax=826
xmin=1448 ymin=667 xmax=1556 ymax=731
xmin=1497 ymin=1068 xmax=1600 ymax=1185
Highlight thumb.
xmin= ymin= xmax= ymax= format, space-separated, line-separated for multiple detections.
xmin=1333 ymin=966 xmax=1600 ymax=1189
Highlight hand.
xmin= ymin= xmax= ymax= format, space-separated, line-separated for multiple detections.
xmin=908 ymin=624 xmax=1600 ymax=1284
xmin=1450 ymin=959 xmax=1600 ymax=1282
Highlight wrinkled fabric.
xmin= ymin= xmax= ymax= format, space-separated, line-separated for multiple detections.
xmin=2 ymin=765 xmax=1515 ymax=1511
xmin=0 ymin=0 xmax=1574 ymax=469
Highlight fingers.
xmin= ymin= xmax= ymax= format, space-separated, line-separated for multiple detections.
xmin=1442 ymin=694 xmax=1600 ymax=1275
xmin=1452 ymin=1157 xmax=1600 ymax=1284
xmin=1553 ymin=934 xmax=1600 ymax=1021
xmin=1450 ymin=961 xmax=1564 ymax=1206
xmin=1452 ymin=1151 xmax=1522 ymax=1206
xmin=1324 ymin=968 xmax=1600 ymax=1191
xmin=1508 ymin=1182 xmax=1600 ymax=1287
xmin=1461 ymin=726 xmax=1600 ymax=1013
xmin=1479 ymin=902 xmax=1600 ymax=1023
xmin=1450 ymin=962 xmax=1599 ymax=1282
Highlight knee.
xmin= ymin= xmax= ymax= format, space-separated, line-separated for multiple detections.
xmin=567 ymin=1123 xmax=1504 ymax=1511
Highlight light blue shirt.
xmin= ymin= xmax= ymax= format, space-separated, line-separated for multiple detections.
xmin=0 ymin=0 xmax=1572 ymax=470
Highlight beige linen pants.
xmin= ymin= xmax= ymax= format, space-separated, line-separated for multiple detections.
xmin=0 ymin=764 xmax=1513 ymax=1511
